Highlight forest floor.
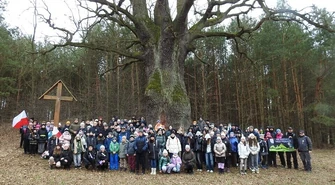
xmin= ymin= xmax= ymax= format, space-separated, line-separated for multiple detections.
xmin=0 ymin=123 xmax=334 ymax=185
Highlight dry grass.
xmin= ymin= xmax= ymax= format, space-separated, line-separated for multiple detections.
xmin=0 ymin=124 xmax=334 ymax=185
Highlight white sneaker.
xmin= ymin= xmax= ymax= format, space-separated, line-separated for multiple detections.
xmin=199 ymin=169 xmax=202 ymax=172
xmin=210 ymin=170 xmax=213 ymax=173
xmin=207 ymin=170 xmax=210 ymax=172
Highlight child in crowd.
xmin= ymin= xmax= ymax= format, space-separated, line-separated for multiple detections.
xmin=248 ymin=133 xmax=260 ymax=173
xmin=49 ymin=144 xmax=62 ymax=169
xmin=259 ymin=134 xmax=268 ymax=169
xmin=126 ymin=135 xmax=136 ymax=173
xmin=48 ymin=134 xmax=58 ymax=157
xmin=171 ymin=152 xmax=182 ymax=173
xmin=238 ymin=136 xmax=249 ymax=175
xmin=60 ymin=143 xmax=73 ymax=170
xmin=96 ymin=132 xmax=106 ymax=151
xmin=96 ymin=145 xmax=108 ymax=171
xmin=109 ymin=137 xmax=120 ymax=170
xmin=86 ymin=131 xmax=97 ymax=150
xmin=204 ymin=131 xmax=214 ymax=173
xmin=159 ymin=149 xmax=174 ymax=174
xmin=83 ymin=145 xmax=96 ymax=170
xmin=119 ymin=136 xmax=128 ymax=171
xmin=73 ymin=134 xmax=86 ymax=168
xmin=37 ymin=123 xmax=48 ymax=154
xmin=214 ymin=137 xmax=227 ymax=174
xmin=182 ymin=145 xmax=196 ymax=174
xmin=194 ymin=131 xmax=204 ymax=171
xmin=229 ymin=132 xmax=239 ymax=167
xmin=29 ymin=129 xmax=39 ymax=155
xmin=148 ymin=134 xmax=159 ymax=175
xmin=59 ymin=128 xmax=71 ymax=147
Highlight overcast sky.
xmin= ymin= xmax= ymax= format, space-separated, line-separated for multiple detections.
xmin=3 ymin=0 xmax=335 ymax=42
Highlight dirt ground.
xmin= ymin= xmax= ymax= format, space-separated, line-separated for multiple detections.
xmin=0 ymin=124 xmax=334 ymax=185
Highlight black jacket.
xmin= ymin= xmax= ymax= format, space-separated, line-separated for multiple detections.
xmin=148 ymin=141 xmax=159 ymax=160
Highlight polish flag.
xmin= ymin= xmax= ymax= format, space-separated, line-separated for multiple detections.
xmin=52 ymin=128 xmax=62 ymax=138
xmin=12 ymin=110 xmax=29 ymax=129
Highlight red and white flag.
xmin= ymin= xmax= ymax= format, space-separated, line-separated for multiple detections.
xmin=12 ymin=110 xmax=29 ymax=129
xmin=52 ymin=127 xmax=62 ymax=138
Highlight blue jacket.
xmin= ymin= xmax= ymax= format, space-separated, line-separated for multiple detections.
xmin=104 ymin=137 xmax=113 ymax=153
xmin=126 ymin=140 xmax=136 ymax=155
xmin=297 ymin=135 xmax=312 ymax=152
xmin=229 ymin=137 xmax=239 ymax=153
xmin=118 ymin=131 xmax=130 ymax=143
xmin=135 ymin=136 xmax=148 ymax=153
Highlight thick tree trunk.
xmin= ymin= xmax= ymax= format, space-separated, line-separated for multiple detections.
xmin=143 ymin=37 xmax=191 ymax=129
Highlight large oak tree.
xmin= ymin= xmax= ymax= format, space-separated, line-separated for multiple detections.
xmin=39 ymin=0 xmax=334 ymax=128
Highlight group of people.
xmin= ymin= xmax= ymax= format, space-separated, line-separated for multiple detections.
xmin=19 ymin=117 xmax=313 ymax=175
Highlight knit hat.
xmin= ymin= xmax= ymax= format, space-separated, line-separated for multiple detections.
xmin=249 ymin=133 xmax=255 ymax=138
xmin=163 ymin=149 xmax=168 ymax=155
xmin=229 ymin=132 xmax=235 ymax=137
xmin=187 ymin=132 xmax=193 ymax=138
xmin=100 ymin=145 xmax=105 ymax=150
xmin=185 ymin=145 xmax=190 ymax=150
xmin=276 ymin=129 xmax=281 ymax=133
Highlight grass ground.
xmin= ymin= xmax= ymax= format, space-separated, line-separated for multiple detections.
xmin=0 ymin=123 xmax=334 ymax=185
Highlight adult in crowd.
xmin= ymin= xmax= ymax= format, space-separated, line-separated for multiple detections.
xmin=284 ymin=127 xmax=299 ymax=169
xmin=297 ymin=130 xmax=312 ymax=172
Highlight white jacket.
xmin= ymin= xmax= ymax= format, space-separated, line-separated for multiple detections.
xmin=238 ymin=142 xmax=250 ymax=159
xmin=166 ymin=136 xmax=181 ymax=154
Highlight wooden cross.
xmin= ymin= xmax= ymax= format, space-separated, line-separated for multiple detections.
xmin=38 ymin=80 xmax=77 ymax=127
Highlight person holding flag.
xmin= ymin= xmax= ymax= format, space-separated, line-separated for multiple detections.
xmin=12 ymin=110 xmax=31 ymax=154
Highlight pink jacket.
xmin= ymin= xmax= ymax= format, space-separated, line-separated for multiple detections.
xmin=276 ymin=133 xmax=283 ymax=139
xmin=171 ymin=156 xmax=182 ymax=166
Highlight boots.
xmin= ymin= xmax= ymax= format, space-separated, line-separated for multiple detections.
xmin=153 ymin=168 xmax=156 ymax=175
xmin=150 ymin=168 xmax=154 ymax=175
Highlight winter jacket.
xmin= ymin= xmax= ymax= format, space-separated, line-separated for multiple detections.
xmin=29 ymin=133 xmax=39 ymax=145
xmin=222 ymin=137 xmax=231 ymax=154
xmin=182 ymin=151 xmax=196 ymax=167
xmin=238 ymin=142 xmax=250 ymax=158
xmin=166 ymin=136 xmax=181 ymax=154
xmin=156 ymin=135 xmax=166 ymax=150
xmin=259 ymin=139 xmax=268 ymax=156
xmin=38 ymin=128 xmax=48 ymax=143
xmin=59 ymin=131 xmax=71 ymax=146
xmin=171 ymin=155 xmax=182 ymax=166
xmin=126 ymin=140 xmax=136 ymax=155
xmin=159 ymin=156 xmax=170 ymax=170
xmin=109 ymin=141 xmax=120 ymax=154
xmin=148 ymin=141 xmax=159 ymax=160
xmin=118 ymin=131 xmax=130 ymax=143
xmin=135 ymin=136 xmax=148 ymax=153
xmin=119 ymin=141 xmax=127 ymax=158
xmin=69 ymin=123 xmax=80 ymax=135
xmin=214 ymin=142 xmax=227 ymax=157
xmin=229 ymin=136 xmax=239 ymax=153
xmin=284 ymin=132 xmax=299 ymax=149
xmin=84 ymin=150 xmax=96 ymax=163
xmin=52 ymin=150 xmax=62 ymax=162
xmin=60 ymin=149 xmax=73 ymax=163
xmin=104 ymin=137 xmax=113 ymax=153
xmin=96 ymin=150 xmax=108 ymax=165
xmin=48 ymin=137 xmax=58 ymax=156
xmin=248 ymin=142 xmax=260 ymax=155
xmin=86 ymin=136 xmax=97 ymax=149
xmin=73 ymin=139 xmax=86 ymax=154
xmin=297 ymin=135 xmax=312 ymax=152
xmin=195 ymin=136 xmax=205 ymax=152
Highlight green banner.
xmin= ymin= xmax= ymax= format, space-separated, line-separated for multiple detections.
xmin=268 ymin=138 xmax=295 ymax=152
